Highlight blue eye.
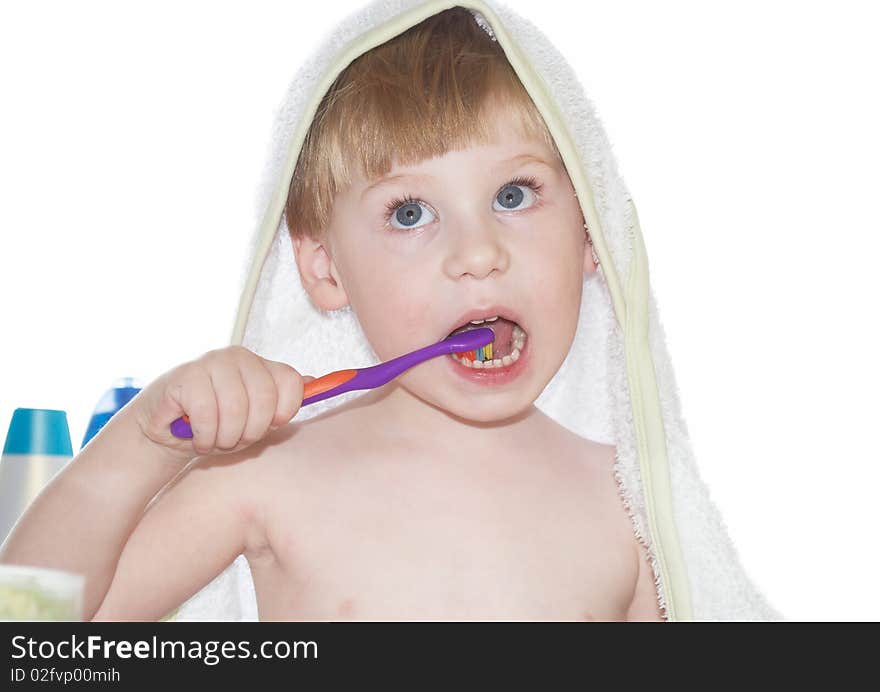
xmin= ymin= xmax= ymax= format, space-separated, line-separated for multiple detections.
xmin=493 ymin=175 xmax=542 ymax=211
xmin=385 ymin=197 xmax=437 ymax=230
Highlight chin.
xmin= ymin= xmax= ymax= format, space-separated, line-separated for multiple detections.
xmin=436 ymin=391 xmax=537 ymax=426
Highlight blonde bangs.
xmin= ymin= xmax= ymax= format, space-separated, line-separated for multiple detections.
xmin=285 ymin=7 xmax=558 ymax=240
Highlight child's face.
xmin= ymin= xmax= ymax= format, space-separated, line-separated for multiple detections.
xmin=296 ymin=111 xmax=596 ymax=424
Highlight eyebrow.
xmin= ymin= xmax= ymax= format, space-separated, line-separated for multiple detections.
xmin=500 ymin=153 xmax=556 ymax=169
xmin=361 ymin=172 xmax=434 ymax=200
xmin=360 ymin=152 xmax=556 ymax=200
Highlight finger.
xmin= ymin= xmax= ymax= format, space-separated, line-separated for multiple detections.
xmin=168 ymin=366 xmax=218 ymax=456
xmin=209 ymin=360 xmax=249 ymax=451
xmin=263 ymin=360 xmax=308 ymax=426
xmin=238 ymin=357 xmax=278 ymax=445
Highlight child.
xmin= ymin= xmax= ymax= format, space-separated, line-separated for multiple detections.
xmin=0 ymin=2 xmax=780 ymax=621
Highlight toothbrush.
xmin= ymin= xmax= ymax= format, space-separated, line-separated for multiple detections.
xmin=169 ymin=327 xmax=494 ymax=439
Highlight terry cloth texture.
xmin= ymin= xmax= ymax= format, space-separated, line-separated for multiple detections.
xmin=164 ymin=0 xmax=782 ymax=622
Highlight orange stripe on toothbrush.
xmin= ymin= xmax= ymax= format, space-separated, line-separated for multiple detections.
xmin=303 ymin=369 xmax=359 ymax=398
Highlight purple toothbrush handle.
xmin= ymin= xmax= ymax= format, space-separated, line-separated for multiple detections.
xmin=300 ymin=326 xmax=494 ymax=406
xmin=170 ymin=416 xmax=193 ymax=439
xmin=169 ymin=327 xmax=494 ymax=437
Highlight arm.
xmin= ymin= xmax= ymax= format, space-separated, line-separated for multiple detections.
xmin=626 ymin=542 xmax=666 ymax=622
xmin=0 ymin=408 xmax=254 ymax=621
xmin=1 ymin=346 xmax=305 ymax=621
xmin=91 ymin=445 xmax=257 ymax=621
xmin=0 ymin=410 xmax=187 ymax=619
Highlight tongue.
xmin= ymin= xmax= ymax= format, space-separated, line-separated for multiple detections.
xmin=451 ymin=318 xmax=517 ymax=358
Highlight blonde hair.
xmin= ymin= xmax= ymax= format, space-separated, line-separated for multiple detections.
xmin=285 ymin=6 xmax=560 ymax=241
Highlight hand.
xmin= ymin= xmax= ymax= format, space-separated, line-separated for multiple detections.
xmin=130 ymin=346 xmax=313 ymax=462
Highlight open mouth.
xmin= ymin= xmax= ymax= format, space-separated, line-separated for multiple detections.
xmin=446 ymin=315 xmax=528 ymax=369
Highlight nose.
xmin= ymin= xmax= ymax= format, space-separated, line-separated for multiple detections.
xmin=442 ymin=218 xmax=511 ymax=281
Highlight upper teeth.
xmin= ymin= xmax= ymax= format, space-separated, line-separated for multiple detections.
xmin=469 ymin=316 xmax=499 ymax=325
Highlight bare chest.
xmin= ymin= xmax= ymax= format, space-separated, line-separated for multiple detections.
xmin=247 ymin=442 xmax=638 ymax=621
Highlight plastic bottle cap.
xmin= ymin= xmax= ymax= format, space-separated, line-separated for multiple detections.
xmin=79 ymin=379 xmax=144 ymax=450
xmin=2 ymin=408 xmax=73 ymax=456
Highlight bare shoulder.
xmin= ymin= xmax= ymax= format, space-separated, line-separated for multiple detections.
xmin=556 ymin=432 xmax=665 ymax=622
xmin=531 ymin=417 xmax=655 ymax=616
xmin=573 ymin=438 xmax=662 ymax=620
xmin=244 ymin=398 xmax=372 ymax=503
xmin=532 ymin=415 xmax=622 ymax=496
xmin=256 ymin=397 xmax=369 ymax=474
xmin=566 ymin=433 xmax=637 ymax=551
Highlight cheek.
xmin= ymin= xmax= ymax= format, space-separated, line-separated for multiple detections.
xmin=529 ymin=230 xmax=584 ymax=303
xmin=345 ymin=261 xmax=436 ymax=359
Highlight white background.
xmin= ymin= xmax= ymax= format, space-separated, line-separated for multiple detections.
xmin=1 ymin=0 xmax=877 ymax=621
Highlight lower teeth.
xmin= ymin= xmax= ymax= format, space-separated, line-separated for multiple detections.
xmin=468 ymin=348 xmax=521 ymax=368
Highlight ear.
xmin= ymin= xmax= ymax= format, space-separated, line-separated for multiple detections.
xmin=291 ymin=233 xmax=350 ymax=310
xmin=583 ymin=230 xmax=599 ymax=275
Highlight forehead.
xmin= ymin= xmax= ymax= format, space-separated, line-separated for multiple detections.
xmin=373 ymin=134 xmax=557 ymax=186
xmin=361 ymin=148 xmax=559 ymax=199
